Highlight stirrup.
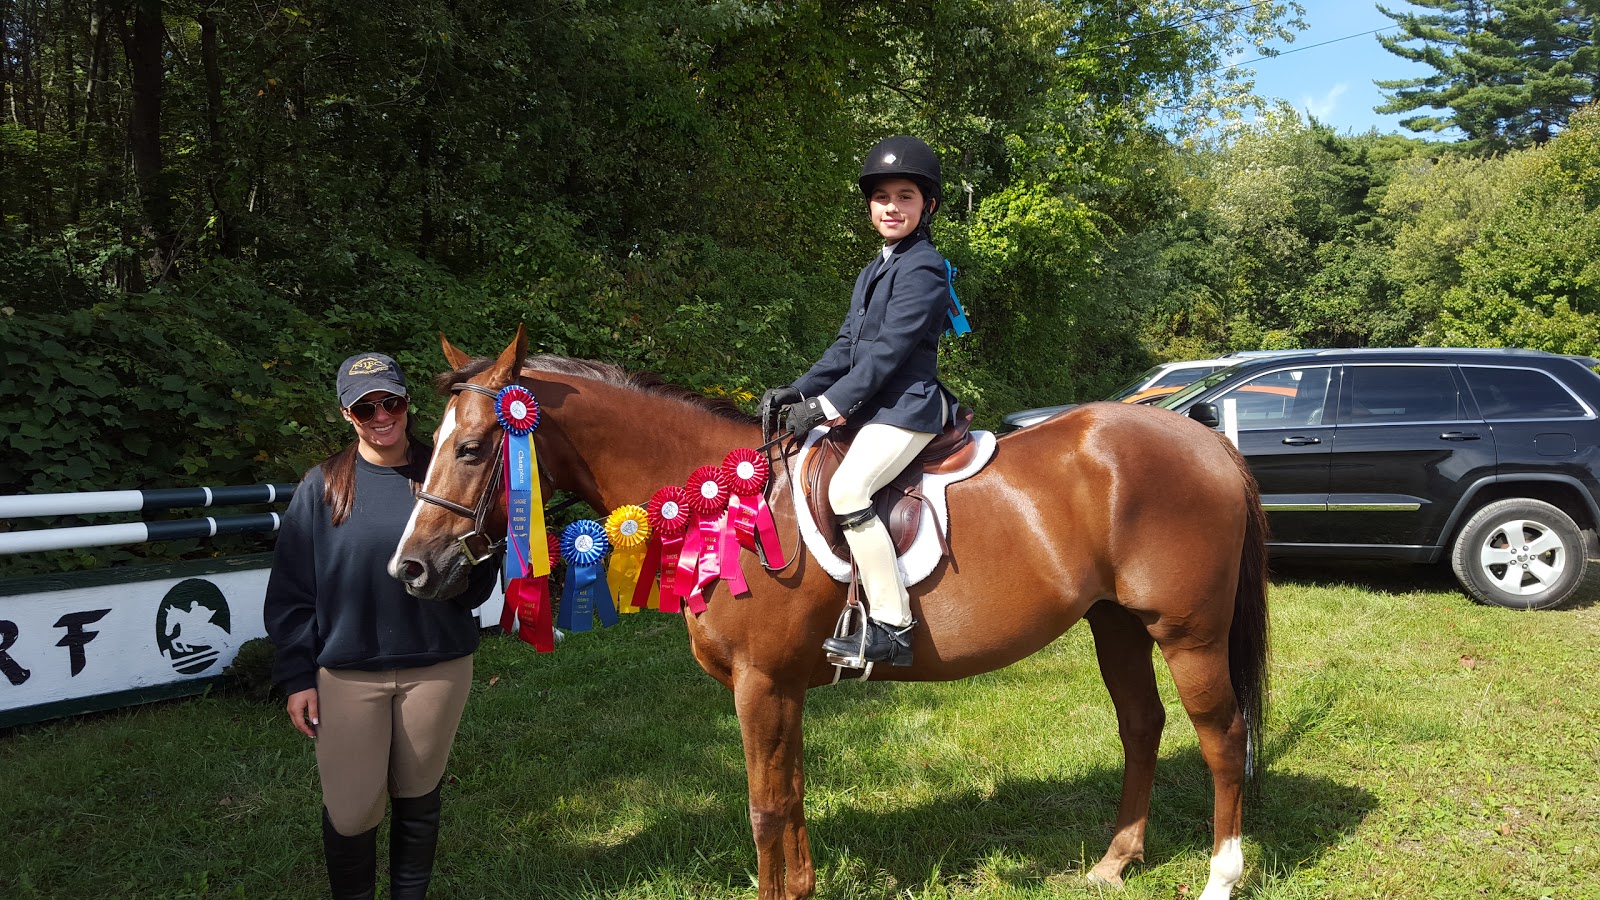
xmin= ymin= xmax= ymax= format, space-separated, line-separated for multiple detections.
xmin=825 ymin=593 xmax=875 ymax=680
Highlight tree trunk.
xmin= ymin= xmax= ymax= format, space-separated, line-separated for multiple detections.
xmin=198 ymin=6 xmax=236 ymax=255
xmin=121 ymin=0 xmax=178 ymax=283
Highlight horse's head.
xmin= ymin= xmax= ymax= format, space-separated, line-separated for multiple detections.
xmin=389 ymin=325 xmax=550 ymax=599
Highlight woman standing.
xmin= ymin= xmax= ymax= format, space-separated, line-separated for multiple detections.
xmin=265 ymin=352 xmax=496 ymax=899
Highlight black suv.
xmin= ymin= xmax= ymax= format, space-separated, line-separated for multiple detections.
xmin=1017 ymin=348 xmax=1600 ymax=609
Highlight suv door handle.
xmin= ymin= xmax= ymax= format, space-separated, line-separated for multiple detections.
xmin=1281 ymin=436 xmax=1322 ymax=446
xmin=1440 ymin=431 xmax=1482 ymax=441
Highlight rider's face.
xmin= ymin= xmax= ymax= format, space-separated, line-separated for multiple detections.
xmin=868 ymin=178 xmax=927 ymax=244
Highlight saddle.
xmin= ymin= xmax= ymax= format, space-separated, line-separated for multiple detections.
xmin=803 ymin=406 xmax=978 ymax=561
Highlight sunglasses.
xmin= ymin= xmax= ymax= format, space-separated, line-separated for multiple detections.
xmin=348 ymin=395 xmax=409 ymax=423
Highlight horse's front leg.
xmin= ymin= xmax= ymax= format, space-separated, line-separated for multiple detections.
xmin=732 ymin=669 xmax=814 ymax=900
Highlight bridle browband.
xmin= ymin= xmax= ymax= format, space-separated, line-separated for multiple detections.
xmin=415 ymin=382 xmax=509 ymax=565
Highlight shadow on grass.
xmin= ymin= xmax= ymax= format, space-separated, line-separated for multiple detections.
xmin=1269 ymin=558 xmax=1461 ymax=595
xmin=447 ymin=623 xmax=1375 ymax=898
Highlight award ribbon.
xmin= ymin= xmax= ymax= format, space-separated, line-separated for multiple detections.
xmin=557 ymin=520 xmax=616 ymax=632
xmin=722 ymin=447 xmax=785 ymax=570
xmin=646 ymin=485 xmax=692 ymax=613
xmin=496 ymin=385 xmax=550 ymax=580
xmin=680 ymin=465 xmax=737 ymax=602
xmin=604 ymin=505 xmax=652 ymax=614
xmin=500 ymin=533 xmax=560 ymax=652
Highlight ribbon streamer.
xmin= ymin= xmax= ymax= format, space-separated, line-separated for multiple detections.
xmin=557 ymin=520 xmax=616 ymax=632
xmin=497 ymin=385 xmax=550 ymax=579
xmin=501 ymin=533 xmax=560 ymax=652
xmin=646 ymin=485 xmax=692 ymax=613
xmin=723 ymin=447 xmax=786 ymax=573
xmin=680 ymin=466 xmax=732 ymax=607
xmin=604 ymin=505 xmax=652 ymax=614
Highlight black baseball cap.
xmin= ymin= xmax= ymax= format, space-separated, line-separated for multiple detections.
xmin=336 ymin=353 xmax=409 ymax=408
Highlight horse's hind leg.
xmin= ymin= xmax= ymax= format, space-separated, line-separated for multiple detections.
xmin=732 ymin=670 xmax=815 ymax=900
xmin=1084 ymin=600 xmax=1163 ymax=888
xmin=1156 ymin=639 xmax=1248 ymax=900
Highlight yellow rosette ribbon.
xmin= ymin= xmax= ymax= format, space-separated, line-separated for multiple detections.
xmin=604 ymin=505 xmax=655 ymax=613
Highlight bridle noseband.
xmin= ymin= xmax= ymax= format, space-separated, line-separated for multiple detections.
xmin=415 ymin=382 xmax=508 ymax=565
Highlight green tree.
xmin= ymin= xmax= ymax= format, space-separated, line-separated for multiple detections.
xmin=1376 ymin=0 xmax=1600 ymax=149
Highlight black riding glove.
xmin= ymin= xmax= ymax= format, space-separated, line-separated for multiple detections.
xmin=761 ymin=385 xmax=800 ymax=417
xmin=760 ymin=385 xmax=801 ymax=438
xmin=784 ymin=397 xmax=829 ymax=437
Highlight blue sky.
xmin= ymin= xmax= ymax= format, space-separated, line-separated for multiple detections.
xmin=1242 ymin=0 xmax=1438 ymax=135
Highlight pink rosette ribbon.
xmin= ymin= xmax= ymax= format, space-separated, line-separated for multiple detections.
xmin=722 ymin=447 xmax=785 ymax=571
xmin=678 ymin=464 xmax=740 ymax=604
xmin=645 ymin=485 xmax=692 ymax=613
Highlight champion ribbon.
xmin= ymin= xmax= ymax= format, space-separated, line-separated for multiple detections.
xmin=680 ymin=465 xmax=736 ymax=602
xmin=646 ymin=485 xmax=692 ymax=613
xmin=604 ymin=505 xmax=652 ymax=614
xmin=501 ymin=533 xmax=560 ymax=652
xmin=557 ymin=520 xmax=616 ymax=632
xmin=722 ymin=448 xmax=785 ymax=570
xmin=497 ymin=385 xmax=550 ymax=580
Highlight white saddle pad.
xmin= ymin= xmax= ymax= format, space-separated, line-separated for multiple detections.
xmin=789 ymin=427 xmax=997 ymax=587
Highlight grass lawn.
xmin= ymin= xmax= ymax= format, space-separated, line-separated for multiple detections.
xmin=3 ymin=561 xmax=1599 ymax=899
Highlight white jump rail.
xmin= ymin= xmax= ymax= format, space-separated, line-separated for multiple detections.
xmin=0 ymin=484 xmax=297 ymax=555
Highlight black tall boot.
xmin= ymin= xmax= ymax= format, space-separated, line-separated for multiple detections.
xmin=389 ymin=784 xmax=444 ymax=900
xmin=321 ymin=807 xmax=377 ymax=900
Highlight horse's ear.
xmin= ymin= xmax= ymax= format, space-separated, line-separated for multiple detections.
xmin=440 ymin=333 xmax=471 ymax=370
xmin=493 ymin=324 xmax=528 ymax=381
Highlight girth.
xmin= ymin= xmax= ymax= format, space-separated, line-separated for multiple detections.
xmin=803 ymin=406 xmax=977 ymax=561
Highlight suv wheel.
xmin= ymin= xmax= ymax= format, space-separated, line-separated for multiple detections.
xmin=1450 ymin=498 xmax=1595 ymax=610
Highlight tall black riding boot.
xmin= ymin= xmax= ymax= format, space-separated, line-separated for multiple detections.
xmin=321 ymin=807 xmax=377 ymax=900
xmin=389 ymin=783 xmax=444 ymax=900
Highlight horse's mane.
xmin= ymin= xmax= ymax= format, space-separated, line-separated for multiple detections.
xmin=434 ymin=354 xmax=757 ymax=425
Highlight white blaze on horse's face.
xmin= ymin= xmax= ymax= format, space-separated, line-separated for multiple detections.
xmin=389 ymin=404 xmax=458 ymax=577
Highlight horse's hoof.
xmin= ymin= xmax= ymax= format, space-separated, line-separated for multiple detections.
xmin=1086 ymin=868 xmax=1125 ymax=890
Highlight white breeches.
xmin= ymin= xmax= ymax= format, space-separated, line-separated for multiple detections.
xmin=828 ymin=423 xmax=935 ymax=628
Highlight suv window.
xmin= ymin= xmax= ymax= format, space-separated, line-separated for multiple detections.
xmin=1216 ymin=366 xmax=1334 ymax=428
xmin=1461 ymin=366 xmax=1588 ymax=420
xmin=1149 ymin=365 xmax=1221 ymax=389
xmin=1343 ymin=365 xmax=1462 ymax=423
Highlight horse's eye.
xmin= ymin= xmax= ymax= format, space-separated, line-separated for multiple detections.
xmin=455 ymin=441 xmax=482 ymax=461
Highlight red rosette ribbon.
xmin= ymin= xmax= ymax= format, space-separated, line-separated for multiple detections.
xmin=678 ymin=465 xmax=740 ymax=603
xmin=722 ymin=447 xmax=785 ymax=570
xmin=502 ymin=531 xmax=561 ymax=652
xmin=645 ymin=485 xmax=694 ymax=613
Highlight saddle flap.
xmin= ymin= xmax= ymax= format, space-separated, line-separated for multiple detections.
xmin=802 ymin=406 xmax=977 ymax=561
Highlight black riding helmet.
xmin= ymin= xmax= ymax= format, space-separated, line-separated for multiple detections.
xmin=858 ymin=135 xmax=942 ymax=229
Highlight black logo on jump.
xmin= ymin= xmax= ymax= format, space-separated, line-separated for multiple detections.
xmin=156 ymin=579 xmax=233 ymax=675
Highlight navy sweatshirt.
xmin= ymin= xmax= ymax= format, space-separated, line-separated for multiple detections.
xmin=264 ymin=453 xmax=495 ymax=696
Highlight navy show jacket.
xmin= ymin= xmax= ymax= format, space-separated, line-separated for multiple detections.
xmin=791 ymin=232 xmax=953 ymax=434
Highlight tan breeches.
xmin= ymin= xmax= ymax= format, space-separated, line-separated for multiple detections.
xmin=315 ymin=655 xmax=473 ymax=835
xmin=828 ymin=423 xmax=936 ymax=627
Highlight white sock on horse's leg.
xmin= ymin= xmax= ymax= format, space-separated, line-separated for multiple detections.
xmin=1197 ymin=836 xmax=1243 ymax=900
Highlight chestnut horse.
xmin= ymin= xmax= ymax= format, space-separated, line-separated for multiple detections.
xmin=390 ymin=327 xmax=1270 ymax=900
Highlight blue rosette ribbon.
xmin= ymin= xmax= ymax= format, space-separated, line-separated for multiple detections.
xmin=557 ymin=519 xmax=617 ymax=632
xmin=496 ymin=385 xmax=549 ymax=581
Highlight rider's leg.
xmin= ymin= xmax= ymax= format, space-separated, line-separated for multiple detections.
xmin=822 ymin=423 xmax=934 ymax=662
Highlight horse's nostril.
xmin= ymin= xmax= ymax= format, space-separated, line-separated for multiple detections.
xmin=401 ymin=559 xmax=425 ymax=582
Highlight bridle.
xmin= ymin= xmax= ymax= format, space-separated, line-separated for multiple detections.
xmin=416 ymin=376 xmax=802 ymax=573
xmin=415 ymin=382 xmax=508 ymax=565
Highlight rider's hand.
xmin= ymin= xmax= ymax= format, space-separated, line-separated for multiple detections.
xmin=784 ymin=397 xmax=829 ymax=436
xmin=760 ymin=385 xmax=801 ymax=418
xmin=286 ymin=687 xmax=319 ymax=739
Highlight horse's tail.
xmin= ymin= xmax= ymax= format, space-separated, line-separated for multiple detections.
xmin=1226 ymin=440 xmax=1271 ymax=787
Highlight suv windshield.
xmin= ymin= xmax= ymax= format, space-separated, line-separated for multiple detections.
xmin=1153 ymin=365 xmax=1244 ymax=409
xmin=1106 ymin=366 xmax=1164 ymax=401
